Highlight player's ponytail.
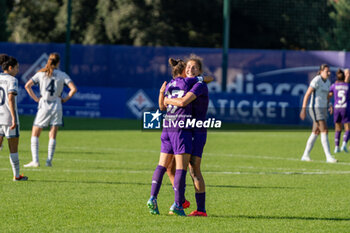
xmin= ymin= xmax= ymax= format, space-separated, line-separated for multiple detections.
xmin=336 ymin=68 xmax=345 ymax=81
xmin=38 ymin=53 xmax=60 ymax=77
xmin=0 ymin=54 xmax=18 ymax=71
xmin=168 ymin=58 xmax=186 ymax=78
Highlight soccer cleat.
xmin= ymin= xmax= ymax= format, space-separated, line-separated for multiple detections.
xmin=23 ymin=161 xmax=40 ymax=168
xmin=326 ymin=157 xmax=338 ymax=163
xmin=341 ymin=146 xmax=348 ymax=153
xmin=334 ymin=146 xmax=340 ymax=153
xmin=169 ymin=202 xmax=186 ymax=216
xmin=13 ymin=174 xmax=28 ymax=181
xmin=147 ymin=197 xmax=159 ymax=215
xmin=45 ymin=160 xmax=52 ymax=167
xmin=169 ymin=199 xmax=190 ymax=215
xmin=182 ymin=199 xmax=190 ymax=209
xmin=188 ymin=210 xmax=208 ymax=217
xmin=301 ymin=156 xmax=312 ymax=162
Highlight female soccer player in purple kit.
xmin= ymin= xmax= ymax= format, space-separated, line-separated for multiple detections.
xmin=147 ymin=58 xmax=201 ymax=216
xmin=164 ymin=55 xmax=209 ymax=217
xmin=329 ymin=69 xmax=350 ymax=153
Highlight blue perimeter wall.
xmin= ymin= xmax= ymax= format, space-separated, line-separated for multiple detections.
xmin=1 ymin=42 xmax=349 ymax=125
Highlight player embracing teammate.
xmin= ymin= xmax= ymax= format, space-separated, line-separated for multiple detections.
xmin=164 ymin=55 xmax=209 ymax=217
xmin=147 ymin=55 xmax=211 ymax=216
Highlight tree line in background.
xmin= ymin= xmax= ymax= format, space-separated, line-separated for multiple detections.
xmin=0 ymin=0 xmax=349 ymax=50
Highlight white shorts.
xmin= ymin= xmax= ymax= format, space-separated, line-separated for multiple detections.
xmin=309 ymin=107 xmax=328 ymax=122
xmin=0 ymin=125 xmax=20 ymax=138
xmin=34 ymin=108 xmax=63 ymax=128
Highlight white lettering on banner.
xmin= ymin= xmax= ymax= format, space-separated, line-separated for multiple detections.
xmin=237 ymin=100 xmax=250 ymax=117
xmin=72 ymin=92 xmax=101 ymax=101
xmin=252 ymin=101 xmax=264 ymax=117
xmin=208 ymin=72 xmax=308 ymax=96
xmin=210 ymin=99 xmax=290 ymax=119
xmin=266 ymin=101 xmax=276 ymax=118
xmin=75 ymin=110 xmax=101 ymax=117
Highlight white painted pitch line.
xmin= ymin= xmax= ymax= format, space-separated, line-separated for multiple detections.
xmin=1 ymin=147 xmax=350 ymax=166
xmin=54 ymin=147 xmax=350 ymax=166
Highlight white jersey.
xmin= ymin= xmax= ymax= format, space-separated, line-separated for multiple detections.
xmin=0 ymin=73 xmax=19 ymax=125
xmin=309 ymin=75 xmax=331 ymax=109
xmin=31 ymin=69 xmax=72 ymax=111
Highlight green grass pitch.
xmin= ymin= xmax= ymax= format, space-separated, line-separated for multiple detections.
xmin=1 ymin=116 xmax=350 ymax=232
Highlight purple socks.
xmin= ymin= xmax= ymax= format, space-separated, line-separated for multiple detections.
xmin=150 ymin=165 xmax=167 ymax=198
xmin=335 ymin=131 xmax=341 ymax=146
xmin=343 ymin=131 xmax=350 ymax=143
xmin=174 ymin=169 xmax=187 ymax=206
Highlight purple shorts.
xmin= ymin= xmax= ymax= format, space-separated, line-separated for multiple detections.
xmin=334 ymin=108 xmax=350 ymax=124
xmin=160 ymin=128 xmax=192 ymax=155
xmin=191 ymin=130 xmax=207 ymax=158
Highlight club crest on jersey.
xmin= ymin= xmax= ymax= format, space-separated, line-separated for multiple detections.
xmin=127 ymin=89 xmax=154 ymax=118
xmin=21 ymin=53 xmax=49 ymax=83
xmin=143 ymin=109 xmax=162 ymax=129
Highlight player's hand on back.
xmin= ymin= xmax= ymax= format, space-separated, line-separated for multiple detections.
xmin=328 ymin=106 xmax=333 ymax=115
xmin=160 ymin=81 xmax=167 ymax=94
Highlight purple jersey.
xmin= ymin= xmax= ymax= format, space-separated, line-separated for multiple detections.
xmin=188 ymin=79 xmax=209 ymax=157
xmin=330 ymin=82 xmax=350 ymax=109
xmin=160 ymin=76 xmax=198 ymax=155
xmin=330 ymin=82 xmax=350 ymax=124
xmin=164 ymin=77 xmax=198 ymax=127
xmin=189 ymin=81 xmax=209 ymax=121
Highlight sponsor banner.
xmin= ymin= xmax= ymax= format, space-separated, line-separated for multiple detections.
xmin=17 ymin=86 xmax=314 ymax=126
xmin=1 ymin=42 xmax=348 ymax=95
xmin=1 ymin=43 xmax=342 ymax=125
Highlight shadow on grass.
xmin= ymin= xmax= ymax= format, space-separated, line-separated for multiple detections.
xmin=27 ymin=179 xmax=297 ymax=190
xmin=207 ymin=184 xmax=301 ymax=189
xmin=28 ymin=179 xmax=158 ymax=186
xmin=210 ymin=214 xmax=350 ymax=221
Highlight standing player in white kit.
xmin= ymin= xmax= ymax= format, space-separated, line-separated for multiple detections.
xmin=24 ymin=53 xmax=77 ymax=167
xmin=0 ymin=54 xmax=28 ymax=181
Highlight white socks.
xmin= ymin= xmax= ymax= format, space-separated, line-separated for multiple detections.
xmin=31 ymin=136 xmax=57 ymax=163
xmin=320 ymin=133 xmax=333 ymax=159
xmin=31 ymin=136 xmax=39 ymax=162
xmin=302 ymin=133 xmax=318 ymax=158
xmin=9 ymin=153 xmax=19 ymax=178
xmin=48 ymin=138 xmax=56 ymax=162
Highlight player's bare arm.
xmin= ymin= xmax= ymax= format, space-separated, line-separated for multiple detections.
xmin=203 ymin=76 xmax=214 ymax=83
xmin=158 ymin=81 xmax=167 ymax=111
xmin=8 ymin=92 xmax=17 ymax=130
xmin=25 ymin=79 xmax=40 ymax=102
xmin=300 ymin=86 xmax=314 ymax=120
xmin=328 ymin=92 xmax=333 ymax=115
xmin=62 ymin=82 xmax=77 ymax=103
xmin=164 ymin=92 xmax=197 ymax=107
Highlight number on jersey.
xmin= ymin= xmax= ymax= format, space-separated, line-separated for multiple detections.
xmin=46 ymin=80 xmax=55 ymax=96
xmin=167 ymin=90 xmax=185 ymax=114
xmin=0 ymin=87 xmax=5 ymax=106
